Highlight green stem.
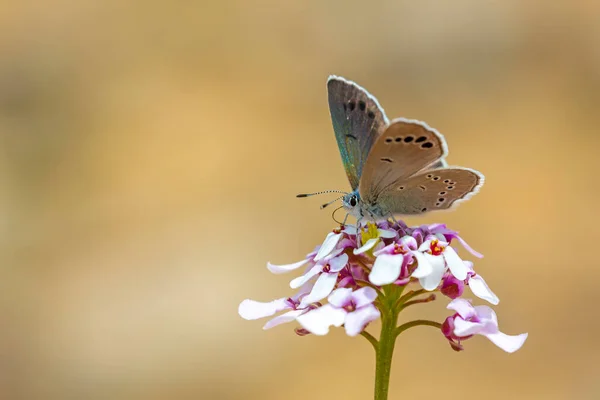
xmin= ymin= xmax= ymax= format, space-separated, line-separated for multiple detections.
xmin=393 ymin=288 xmax=428 ymax=309
xmin=374 ymin=309 xmax=398 ymax=400
xmin=400 ymin=294 xmax=436 ymax=309
xmin=373 ymin=284 xmax=403 ymax=400
xmin=360 ymin=330 xmax=379 ymax=351
xmin=371 ymin=284 xmax=440 ymax=400
xmin=395 ymin=320 xmax=442 ymax=337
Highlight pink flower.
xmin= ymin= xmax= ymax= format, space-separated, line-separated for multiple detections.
xmin=427 ymin=224 xmax=484 ymax=259
xmin=464 ymin=261 xmax=499 ymax=305
xmin=368 ymin=236 xmax=417 ymax=285
xmin=268 ymin=227 xmax=357 ymax=307
xmin=440 ymin=274 xmax=465 ymax=299
xmin=239 ymin=220 xmax=517 ymax=345
xmin=293 ymin=253 xmax=349 ymax=307
xmin=412 ymin=238 xmax=469 ymax=291
xmin=442 ymin=299 xmax=528 ymax=353
xmin=297 ymin=287 xmax=380 ymax=336
xmin=238 ymin=283 xmax=315 ymax=330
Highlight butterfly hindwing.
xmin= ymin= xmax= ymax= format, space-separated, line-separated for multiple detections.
xmin=375 ymin=167 xmax=484 ymax=215
xmin=327 ymin=76 xmax=388 ymax=190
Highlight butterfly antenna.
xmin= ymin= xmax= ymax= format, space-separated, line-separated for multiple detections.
xmin=320 ymin=194 xmax=345 ymax=209
xmin=296 ymin=190 xmax=348 ymax=198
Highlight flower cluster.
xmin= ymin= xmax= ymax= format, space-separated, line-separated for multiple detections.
xmin=239 ymin=221 xmax=527 ymax=353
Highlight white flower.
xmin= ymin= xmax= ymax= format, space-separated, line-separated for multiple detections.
xmin=238 ymin=283 xmax=314 ymax=330
xmin=368 ymin=236 xmax=417 ymax=285
xmin=294 ymin=253 xmax=349 ymax=307
xmin=297 ymin=287 xmax=380 ymax=336
xmin=412 ymin=238 xmax=469 ymax=291
xmin=464 ymin=261 xmax=499 ymax=305
xmin=443 ymin=299 xmax=528 ymax=353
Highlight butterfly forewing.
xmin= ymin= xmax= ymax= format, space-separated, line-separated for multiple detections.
xmin=327 ymin=76 xmax=388 ymax=190
xmin=358 ymin=118 xmax=447 ymax=202
xmin=375 ymin=167 xmax=484 ymax=215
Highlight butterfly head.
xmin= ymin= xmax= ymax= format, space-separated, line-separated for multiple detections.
xmin=342 ymin=191 xmax=362 ymax=217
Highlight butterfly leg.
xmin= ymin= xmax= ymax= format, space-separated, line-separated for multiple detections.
xmin=355 ymin=217 xmax=363 ymax=247
xmin=341 ymin=212 xmax=349 ymax=227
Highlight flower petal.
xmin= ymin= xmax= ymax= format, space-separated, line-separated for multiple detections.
xmin=314 ymin=232 xmax=343 ymax=261
xmin=373 ymin=243 xmax=395 ymax=257
xmin=474 ymin=305 xmax=498 ymax=326
xmin=324 ymin=247 xmax=344 ymax=261
xmin=351 ymin=287 xmax=378 ymax=308
xmin=289 ymin=281 xmax=315 ymax=302
xmin=267 ymin=259 xmax=309 ymax=274
xmin=469 ymin=274 xmax=500 ymax=305
xmin=417 ymin=253 xmax=446 ymax=291
xmin=300 ymin=272 xmax=338 ymax=306
xmin=353 ymin=238 xmax=379 ymax=255
xmin=418 ymin=239 xmax=433 ymax=252
xmin=454 ymin=234 xmax=483 ymax=258
xmin=369 ymin=254 xmax=404 ymax=285
xmin=399 ymin=235 xmax=418 ymax=250
xmin=328 ymin=288 xmax=353 ymax=308
xmin=454 ymin=317 xmax=485 ymax=337
xmin=411 ymin=251 xmax=432 ymax=278
xmin=443 ymin=247 xmax=468 ymax=280
xmin=484 ymin=332 xmax=528 ymax=353
xmin=378 ymin=228 xmax=397 ymax=239
xmin=238 ymin=298 xmax=288 ymax=320
xmin=345 ymin=305 xmax=381 ymax=336
xmin=290 ymin=264 xmax=323 ymax=289
xmin=329 ymin=253 xmax=349 ymax=272
xmin=440 ymin=274 xmax=465 ymax=299
xmin=343 ymin=225 xmax=358 ymax=235
xmin=297 ymin=304 xmax=346 ymax=336
xmin=446 ymin=298 xmax=477 ymax=319
xmin=263 ymin=309 xmax=305 ymax=329
xmin=412 ymin=229 xmax=424 ymax=246
xmin=428 ymin=226 xmax=483 ymax=258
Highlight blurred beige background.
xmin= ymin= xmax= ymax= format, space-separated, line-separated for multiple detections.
xmin=1 ymin=1 xmax=599 ymax=399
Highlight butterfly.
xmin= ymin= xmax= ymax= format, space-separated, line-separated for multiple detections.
xmin=299 ymin=76 xmax=484 ymax=226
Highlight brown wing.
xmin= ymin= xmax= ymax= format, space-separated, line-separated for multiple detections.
xmin=358 ymin=118 xmax=447 ymax=202
xmin=377 ymin=167 xmax=484 ymax=215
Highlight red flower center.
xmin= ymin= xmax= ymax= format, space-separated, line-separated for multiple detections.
xmin=429 ymin=239 xmax=445 ymax=256
xmin=393 ymin=243 xmax=406 ymax=255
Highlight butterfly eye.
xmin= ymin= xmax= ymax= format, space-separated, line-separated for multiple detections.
xmin=350 ymin=196 xmax=358 ymax=207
